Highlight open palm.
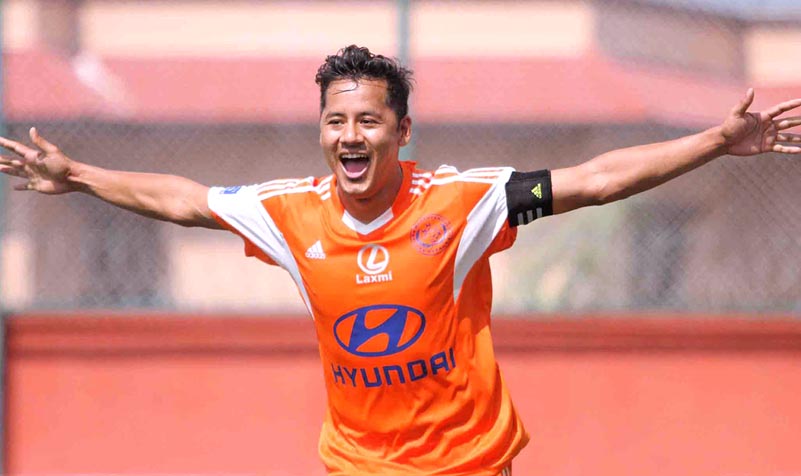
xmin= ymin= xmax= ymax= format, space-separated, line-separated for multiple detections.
xmin=722 ymin=89 xmax=801 ymax=157
xmin=0 ymin=128 xmax=76 ymax=194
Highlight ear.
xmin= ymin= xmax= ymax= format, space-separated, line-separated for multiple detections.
xmin=399 ymin=116 xmax=412 ymax=147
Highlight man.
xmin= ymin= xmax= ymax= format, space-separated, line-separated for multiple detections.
xmin=1 ymin=45 xmax=800 ymax=475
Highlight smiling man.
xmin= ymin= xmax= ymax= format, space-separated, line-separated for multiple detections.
xmin=1 ymin=45 xmax=800 ymax=475
xmin=319 ymin=75 xmax=411 ymax=223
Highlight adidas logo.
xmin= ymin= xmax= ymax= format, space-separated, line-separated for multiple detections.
xmin=531 ymin=183 xmax=542 ymax=199
xmin=305 ymin=240 xmax=326 ymax=260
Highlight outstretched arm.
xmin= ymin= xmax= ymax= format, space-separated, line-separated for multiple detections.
xmin=551 ymin=89 xmax=801 ymax=214
xmin=0 ymin=128 xmax=221 ymax=228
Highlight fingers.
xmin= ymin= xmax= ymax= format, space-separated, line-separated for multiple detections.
xmin=1 ymin=163 xmax=33 ymax=191
xmin=765 ymin=98 xmax=801 ymax=119
xmin=776 ymin=116 xmax=801 ymax=130
xmin=732 ymin=88 xmax=755 ymax=116
xmin=0 ymin=164 xmax=28 ymax=178
xmin=0 ymin=155 xmax=23 ymax=166
xmin=30 ymin=127 xmax=59 ymax=154
xmin=772 ymin=144 xmax=801 ymax=154
xmin=0 ymin=156 xmax=26 ymax=178
xmin=0 ymin=135 xmax=36 ymax=158
xmin=0 ymin=127 xmax=59 ymax=160
xmin=777 ymin=133 xmax=801 ymax=143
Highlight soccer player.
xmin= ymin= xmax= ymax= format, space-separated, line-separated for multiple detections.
xmin=2 ymin=45 xmax=800 ymax=475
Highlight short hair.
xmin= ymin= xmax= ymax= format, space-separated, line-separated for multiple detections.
xmin=315 ymin=45 xmax=413 ymax=121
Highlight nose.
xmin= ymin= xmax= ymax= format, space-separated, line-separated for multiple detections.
xmin=341 ymin=121 xmax=363 ymax=145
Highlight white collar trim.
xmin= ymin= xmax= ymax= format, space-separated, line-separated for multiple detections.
xmin=342 ymin=208 xmax=394 ymax=235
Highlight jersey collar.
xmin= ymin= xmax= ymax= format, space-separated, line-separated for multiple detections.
xmin=332 ymin=160 xmax=416 ymax=236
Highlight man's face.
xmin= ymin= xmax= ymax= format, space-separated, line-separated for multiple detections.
xmin=320 ymin=79 xmax=411 ymax=202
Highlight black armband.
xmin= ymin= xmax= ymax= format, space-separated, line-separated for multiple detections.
xmin=505 ymin=169 xmax=553 ymax=227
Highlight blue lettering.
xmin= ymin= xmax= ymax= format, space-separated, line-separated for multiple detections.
xmin=332 ymin=364 xmax=345 ymax=385
xmin=361 ymin=368 xmax=383 ymax=388
xmin=383 ymin=365 xmax=406 ymax=385
xmin=344 ymin=367 xmax=358 ymax=387
xmin=407 ymin=360 xmax=428 ymax=381
xmin=332 ymin=348 xmax=456 ymax=387
xmin=430 ymin=351 xmax=450 ymax=375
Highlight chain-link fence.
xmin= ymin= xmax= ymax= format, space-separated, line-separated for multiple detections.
xmin=2 ymin=0 xmax=800 ymax=313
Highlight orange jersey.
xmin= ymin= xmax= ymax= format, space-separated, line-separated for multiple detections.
xmin=209 ymin=161 xmax=529 ymax=475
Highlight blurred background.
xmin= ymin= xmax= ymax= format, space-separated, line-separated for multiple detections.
xmin=2 ymin=1 xmax=801 ymax=476
xmin=2 ymin=0 xmax=801 ymax=313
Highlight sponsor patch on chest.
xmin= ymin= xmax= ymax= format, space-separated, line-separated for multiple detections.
xmin=355 ymin=244 xmax=393 ymax=285
xmin=410 ymin=214 xmax=453 ymax=256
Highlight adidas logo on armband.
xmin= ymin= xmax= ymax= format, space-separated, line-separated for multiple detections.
xmin=305 ymin=240 xmax=326 ymax=260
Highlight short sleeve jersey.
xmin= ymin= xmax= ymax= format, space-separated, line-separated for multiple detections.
xmin=208 ymin=161 xmax=529 ymax=475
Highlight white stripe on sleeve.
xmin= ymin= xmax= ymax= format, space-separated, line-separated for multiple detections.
xmin=207 ymin=185 xmax=313 ymax=315
xmin=452 ymin=167 xmax=514 ymax=300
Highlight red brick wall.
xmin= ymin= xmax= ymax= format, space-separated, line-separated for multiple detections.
xmin=6 ymin=314 xmax=801 ymax=475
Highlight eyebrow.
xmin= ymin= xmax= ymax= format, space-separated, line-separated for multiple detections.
xmin=323 ymin=110 xmax=382 ymax=119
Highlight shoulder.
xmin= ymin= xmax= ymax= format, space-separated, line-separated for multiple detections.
xmin=254 ymin=174 xmax=334 ymax=203
xmin=410 ymin=164 xmax=514 ymax=196
xmin=208 ymin=174 xmax=334 ymax=225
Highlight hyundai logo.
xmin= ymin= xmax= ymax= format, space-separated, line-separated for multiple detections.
xmin=334 ymin=304 xmax=426 ymax=357
xmin=357 ymin=244 xmax=389 ymax=275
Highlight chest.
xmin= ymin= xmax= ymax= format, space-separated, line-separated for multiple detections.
xmin=289 ymin=208 xmax=464 ymax=318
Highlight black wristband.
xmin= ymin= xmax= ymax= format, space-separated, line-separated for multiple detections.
xmin=505 ymin=169 xmax=553 ymax=227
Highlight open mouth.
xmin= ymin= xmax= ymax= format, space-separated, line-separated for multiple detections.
xmin=339 ymin=153 xmax=370 ymax=180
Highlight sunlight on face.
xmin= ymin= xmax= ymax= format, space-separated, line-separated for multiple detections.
xmin=319 ymin=79 xmax=411 ymax=219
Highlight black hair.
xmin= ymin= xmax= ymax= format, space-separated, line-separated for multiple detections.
xmin=315 ymin=45 xmax=413 ymax=121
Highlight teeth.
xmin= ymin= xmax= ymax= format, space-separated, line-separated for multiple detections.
xmin=340 ymin=154 xmax=368 ymax=160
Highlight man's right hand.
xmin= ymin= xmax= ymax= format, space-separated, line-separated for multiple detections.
xmin=0 ymin=127 xmax=78 ymax=194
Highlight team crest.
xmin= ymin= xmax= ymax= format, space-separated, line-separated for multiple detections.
xmin=410 ymin=214 xmax=453 ymax=256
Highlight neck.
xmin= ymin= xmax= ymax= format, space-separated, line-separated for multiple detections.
xmin=338 ymin=163 xmax=403 ymax=223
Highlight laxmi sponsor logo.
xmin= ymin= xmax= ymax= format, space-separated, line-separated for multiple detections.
xmin=305 ymin=240 xmax=326 ymax=260
xmin=356 ymin=244 xmax=393 ymax=284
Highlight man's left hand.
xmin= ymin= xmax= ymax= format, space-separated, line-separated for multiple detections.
xmin=722 ymin=89 xmax=801 ymax=156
